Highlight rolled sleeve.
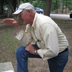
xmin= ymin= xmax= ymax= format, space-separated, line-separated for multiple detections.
xmin=15 ymin=29 xmax=24 ymax=40
xmin=38 ymin=49 xmax=43 ymax=58
xmin=15 ymin=29 xmax=32 ymax=46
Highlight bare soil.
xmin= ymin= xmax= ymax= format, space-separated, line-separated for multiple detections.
xmin=0 ymin=18 xmax=72 ymax=72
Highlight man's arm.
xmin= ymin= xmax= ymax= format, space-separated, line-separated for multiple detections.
xmin=3 ymin=18 xmax=36 ymax=53
xmin=3 ymin=18 xmax=21 ymax=33
xmin=37 ymin=23 xmax=59 ymax=59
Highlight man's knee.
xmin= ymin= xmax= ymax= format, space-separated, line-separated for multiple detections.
xmin=16 ymin=46 xmax=25 ymax=56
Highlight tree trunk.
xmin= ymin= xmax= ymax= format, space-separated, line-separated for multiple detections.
xmin=62 ymin=0 xmax=64 ymax=13
xmin=7 ymin=0 xmax=17 ymax=17
xmin=8 ymin=6 xmax=13 ymax=17
xmin=55 ymin=0 xmax=58 ymax=13
xmin=0 ymin=1 xmax=4 ymax=14
xmin=14 ymin=0 xmax=17 ymax=10
xmin=44 ymin=0 xmax=52 ymax=16
xmin=65 ymin=0 xmax=67 ymax=13
xmin=30 ymin=0 xmax=32 ymax=4
xmin=60 ymin=0 xmax=63 ymax=13
xmin=17 ymin=0 xmax=20 ymax=8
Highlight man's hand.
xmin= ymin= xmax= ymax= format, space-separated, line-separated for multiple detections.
xmin=3 ymin=18 xmax=20 ymax=27
xmin=3 ymin=18 xmax=21 ymax=33
xmin=25 ymin=44 xmax=38 ymax=55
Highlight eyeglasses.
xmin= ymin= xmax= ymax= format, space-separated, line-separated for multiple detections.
xmin=18 ymin=12 xmax=22 ymax=18
xmin=18 ymin=10 xmax=24 ymax=18
xmin=17 ymin=10 xmax=26 ymax=18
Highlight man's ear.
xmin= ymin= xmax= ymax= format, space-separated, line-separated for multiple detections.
xmin=27 ymin=9 xmax=31 ymax=13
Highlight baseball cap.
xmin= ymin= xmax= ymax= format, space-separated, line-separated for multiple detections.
xmin=13 ymin=3 xmax=35 ymax=15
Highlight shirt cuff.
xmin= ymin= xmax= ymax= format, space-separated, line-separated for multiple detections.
xmin=15 ymin=29 xmax=24 ymax=40
xmin=37 ymin=49 xmax=43 ymax=58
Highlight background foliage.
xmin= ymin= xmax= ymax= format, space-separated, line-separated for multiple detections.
xmin=2 ymin=0 xmax=72 ymax=12
xmin=0 ymin=0 xmax=72 ymax=17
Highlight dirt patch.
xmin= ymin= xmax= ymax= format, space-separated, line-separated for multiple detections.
xmin=0 ymin=18 xmax=72 ymax=72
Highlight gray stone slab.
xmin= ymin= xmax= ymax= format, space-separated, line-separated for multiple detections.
xmin=0 ymin=62 xmax=14 ymax=72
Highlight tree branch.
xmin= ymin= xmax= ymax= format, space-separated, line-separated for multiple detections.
xmin=7 ymin=0 xmax=14 ymax=12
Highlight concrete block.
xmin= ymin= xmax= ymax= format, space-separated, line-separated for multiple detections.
xmin=0 ymin=62 xmax=14 ymax=72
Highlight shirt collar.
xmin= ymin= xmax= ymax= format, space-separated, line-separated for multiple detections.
xmin=32 ymin=13 xmax=38 ymax=29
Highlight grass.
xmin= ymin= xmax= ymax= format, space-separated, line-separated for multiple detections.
xmin=0 ymin=26 xmax=21 ymax=71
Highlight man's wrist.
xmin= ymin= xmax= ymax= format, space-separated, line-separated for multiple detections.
xmin=16 ymin=25 xmax=21 ymax=33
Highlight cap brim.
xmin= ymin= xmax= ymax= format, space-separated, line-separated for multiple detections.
xmin=13 ymin=10 xmax=22 ymax=15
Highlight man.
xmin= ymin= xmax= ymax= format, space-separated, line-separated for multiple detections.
xmin=3 ymin=3 xmax=69 ymax=72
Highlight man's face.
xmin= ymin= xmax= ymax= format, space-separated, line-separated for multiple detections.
xmin=18 ymin=10 xmax=31 ymax=25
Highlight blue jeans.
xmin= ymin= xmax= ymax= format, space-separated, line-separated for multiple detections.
xmin=16 ymin=44 xmax=68 ymax=72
